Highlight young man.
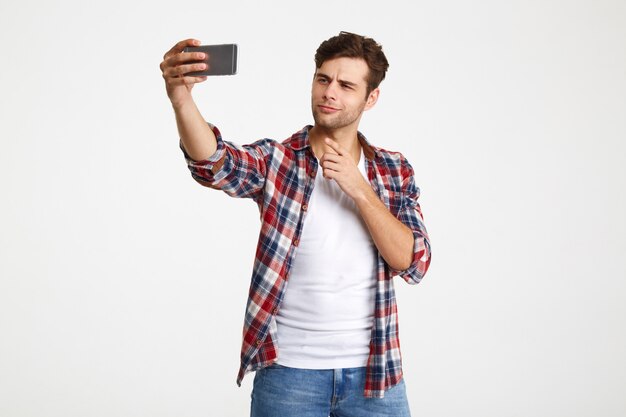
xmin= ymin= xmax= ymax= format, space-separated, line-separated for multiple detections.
xmin=160 ymin=32 xmax=431 ymax=417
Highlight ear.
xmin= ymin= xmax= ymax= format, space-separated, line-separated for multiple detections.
xmin=364 ymin=88 xmax=380 ymax=111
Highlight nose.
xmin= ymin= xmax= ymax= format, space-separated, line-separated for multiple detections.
xmin=323 ymin=81 xmax=337 ymax=101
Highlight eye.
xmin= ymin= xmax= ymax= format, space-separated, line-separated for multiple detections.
xmin=317 ymin=77 xmax=328 ymax=84
xmin=341 ymin=83 xmax=353 ymax=90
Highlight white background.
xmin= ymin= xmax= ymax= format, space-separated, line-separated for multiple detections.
xmin=1 ymin=0 xmax=625 ymax=416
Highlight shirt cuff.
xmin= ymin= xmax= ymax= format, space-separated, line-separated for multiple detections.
xmin=179 ymin=122 xmax=226 ymax=167
xmin=388 ymin=228 xmax=431 ymax=284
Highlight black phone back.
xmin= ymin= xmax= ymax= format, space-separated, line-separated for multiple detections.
xmin=183 ymin=44 xmax=238 ymax=76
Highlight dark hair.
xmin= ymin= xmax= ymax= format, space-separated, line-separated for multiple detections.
xmin=314 ymin=31 xmax=389 ymax=96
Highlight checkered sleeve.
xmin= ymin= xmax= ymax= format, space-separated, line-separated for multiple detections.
xmin=389 ymin=156 xmax=432 ymax=284
xmin=180 ymin=123 xmax=272 ymax=201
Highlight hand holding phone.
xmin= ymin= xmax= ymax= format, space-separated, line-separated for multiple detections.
xmin=183 ymin=44 xmax=238 ymax=76
xmin=161 ymin=38 xmax=212 ymax=107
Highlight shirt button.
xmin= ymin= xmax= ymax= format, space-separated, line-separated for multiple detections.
xmin=256 ymin=340 xmax=262 ymax=347
xmin=302 ymin=204 xmax=308 ymax=211
xmin=272 ymin=308 xmax=279 ymax=315
xmin=293 ymin=238 xmax=299 ymax=247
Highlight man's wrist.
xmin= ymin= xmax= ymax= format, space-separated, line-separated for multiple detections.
xmin=171 ymin=96 xmax=195 ymax=112
xmin=353 ymin=182 xmax=378 ymax=208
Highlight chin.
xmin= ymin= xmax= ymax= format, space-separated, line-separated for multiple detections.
xmin=312 ymin=112 xmax=336 ymax=129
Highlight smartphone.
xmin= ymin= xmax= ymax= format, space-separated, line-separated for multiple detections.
xmin=183 ymin=44 xmax=238 ymax=76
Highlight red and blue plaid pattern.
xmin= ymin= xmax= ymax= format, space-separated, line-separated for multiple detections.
xmin=181 ymin=124 xmax=431 ymax=398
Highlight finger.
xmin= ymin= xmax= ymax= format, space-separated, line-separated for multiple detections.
xmin=170 ymin=51 xmax=208 ymax=66
xmin=322 ymin=169 xmax=335 ymax=180
xmin=161 ymin=51 xmax=206 ymax=76
xmin=324 ymin=138 xmax=344 ymax=155
xmin=163 ymin=62 xmax=208 ymax=79
xmin=161 ymin=45 xmax=206 ymax=76
xmin=164 ymin=38 xmax=201 ymax=60
xmin=188 ymin=75 xmax=208 ymax=84
xmin=163 ymin=39 xmax=197 ymax=60
xmin=181 ymin=75 xmax=208 ymax=85
xmin=320 ymin=153 xmax=341 ymax=163
xmin=168 ymin=75 xmax=208 ymax=86
xmin=322 ymin=140 xmax=337 ymax=155
xmin=322 ymin=160 xmax=341 ymax=171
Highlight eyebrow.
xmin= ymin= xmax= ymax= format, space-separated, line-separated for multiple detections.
xmin=316 ymin=72 xmax=359 ymax=88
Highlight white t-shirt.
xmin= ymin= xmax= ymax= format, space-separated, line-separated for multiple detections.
xmin=275 ymin=146 xmax=378 ymax=369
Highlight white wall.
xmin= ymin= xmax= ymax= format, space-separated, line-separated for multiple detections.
xmin=1 ymin=0 xmax=625 ymax=416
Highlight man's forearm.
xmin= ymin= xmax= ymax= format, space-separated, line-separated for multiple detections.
xmin=174 ymin=99 xmax=217 ymax=162
xmin=353 ymin=186 xmax=414 ymax=271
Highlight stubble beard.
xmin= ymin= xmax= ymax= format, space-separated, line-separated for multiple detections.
xmin=312 ymin=101 xmax=366 ymax=130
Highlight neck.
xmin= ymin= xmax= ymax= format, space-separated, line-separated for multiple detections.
xmin=309 ymin=124 xmax=362 ymax=163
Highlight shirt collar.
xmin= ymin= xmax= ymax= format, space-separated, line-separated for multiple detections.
xmin=284 ymin=125 xmax=379 ymax=161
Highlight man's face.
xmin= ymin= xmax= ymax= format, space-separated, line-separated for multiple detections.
xmin=311 ymin=57 xmax=379 ymax=131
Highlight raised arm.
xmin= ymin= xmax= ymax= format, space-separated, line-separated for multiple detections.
xmin=161 ymin=39 xmax=271 ymax=201
xmin=160 ymin=38 xmax=217 ymax=162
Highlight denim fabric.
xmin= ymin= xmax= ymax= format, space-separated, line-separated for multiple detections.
xmin=250 ymin=364 xmax=411 ymax=417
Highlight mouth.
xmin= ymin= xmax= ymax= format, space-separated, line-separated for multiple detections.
xmin=317 ymin=104 xmax=340 ymax=114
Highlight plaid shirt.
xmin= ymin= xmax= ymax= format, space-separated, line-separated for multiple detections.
xmin=181 ymin=124 xmax=431 ymax=398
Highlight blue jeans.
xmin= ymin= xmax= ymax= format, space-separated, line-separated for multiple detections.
xmin=250 ymin=364 xmax=411 ymax=417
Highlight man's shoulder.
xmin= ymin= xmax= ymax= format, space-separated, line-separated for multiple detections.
xmin=246 ymin=126 xmax=309 ymax=151
xmin=279 ymin=125 xmax=311 ymax=151
xmin=232 ymin=127 xmax=308 ymax=165
xmin=372 ymin=144 xmax=411 ymax=168
xmin=356 ymin=129 xmax=410 ymax=169
xmin=373 ymin=144 xmax=404 ymax=158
